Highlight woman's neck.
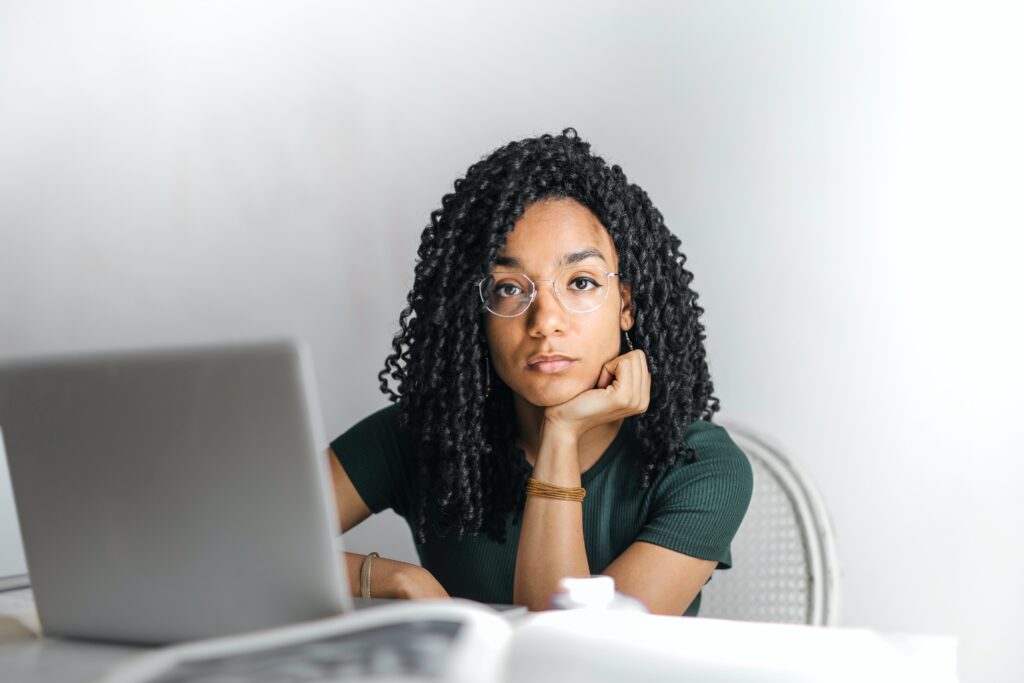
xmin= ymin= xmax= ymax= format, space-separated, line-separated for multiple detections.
xmin=512 ymin=393 xmax=624 ymax=474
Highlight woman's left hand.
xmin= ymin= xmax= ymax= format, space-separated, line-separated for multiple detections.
xmin=543 ymin=349 xmax=651 ymax=440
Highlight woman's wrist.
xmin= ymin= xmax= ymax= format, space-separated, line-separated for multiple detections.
xmin=534 ymin=420 xmax=583 ymax=484
xmin=540 ymin=415 xmax=584 ymax=447
xmin=343 ymin=552 xmax=415 ymax=599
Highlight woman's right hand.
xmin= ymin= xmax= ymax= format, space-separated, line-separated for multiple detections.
xmin=543 ymin=349 xmax=651 ymax=440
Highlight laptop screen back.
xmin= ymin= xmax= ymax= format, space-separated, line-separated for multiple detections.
xmin=0 ymin=340 xmax=350 ymax=644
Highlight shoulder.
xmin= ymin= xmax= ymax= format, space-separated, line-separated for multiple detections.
xmin=652 ymin=420 xmax=754 ymax=504
xmin=329 ymin=403 xmax=416 ymax=516
xmin=631 ymin=419 xmax=754 ymax=569
xmin=340 ymin=402 xmax=402 ymax=432
xmin=329 ymin=403 xmax=411 ymax=465
xmin=683 ymin=420 xmax=749 ymax=465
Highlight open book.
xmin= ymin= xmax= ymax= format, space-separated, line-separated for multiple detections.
xmin=96 ymin=596 xmax=958 ymax=683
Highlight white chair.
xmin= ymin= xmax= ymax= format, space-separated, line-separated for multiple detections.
xmin=698 ymin=422 xmax=840 ymax=626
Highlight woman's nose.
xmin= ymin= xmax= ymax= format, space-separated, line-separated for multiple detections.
xmin=526 ymin=282 xmax=567 ymax=336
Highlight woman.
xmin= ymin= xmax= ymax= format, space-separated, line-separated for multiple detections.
xmin=329 ymin=128 xmax=753 ymax=616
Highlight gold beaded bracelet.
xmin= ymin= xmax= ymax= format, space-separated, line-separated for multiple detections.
xmin=526 ymin=477 xmax=586 ymax=502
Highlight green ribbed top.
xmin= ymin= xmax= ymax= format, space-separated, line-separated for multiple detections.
xmin=331 ymin=404 xmax=753 ymax=616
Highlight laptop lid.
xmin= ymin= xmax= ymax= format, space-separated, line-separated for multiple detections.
xmin=0 ymin=339 xmax=352 ymax=644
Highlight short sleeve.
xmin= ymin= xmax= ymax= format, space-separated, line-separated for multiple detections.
xmin=329 ymin=404 xmax=414 ymax=518
xmin=636 ymin=421 xmax=754 ymax=569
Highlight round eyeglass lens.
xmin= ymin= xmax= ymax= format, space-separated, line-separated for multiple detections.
xmin=480 ymin=272 xmax=533 ymax=317
xmin=555 ymin=266 xmax=612 ymax=312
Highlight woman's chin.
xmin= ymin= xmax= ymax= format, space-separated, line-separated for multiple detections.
xmin=517 ymin=377 xmax=591 ymax=407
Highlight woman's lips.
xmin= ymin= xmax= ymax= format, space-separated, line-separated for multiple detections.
xmin=528 ymin=359 xmax=576 ymax=374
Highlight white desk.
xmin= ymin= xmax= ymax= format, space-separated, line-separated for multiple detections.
xmin=0 ymin=588 xmax=959 ymax=683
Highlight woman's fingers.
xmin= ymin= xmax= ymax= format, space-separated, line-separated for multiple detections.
xmin=620 ymin=350 xmax=649 ymax=415
xmin=596 ymin=362 xmax=615 ymax=390
xmin=546 ymin=350 xmax=652 ymax=435
xmin=607 ymin=354 xmax=631 ymax=403
xmin=603 ymin=350 xmax=652 ymax=417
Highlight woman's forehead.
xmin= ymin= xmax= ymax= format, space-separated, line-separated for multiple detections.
xmin=497 ymin=199 xmax=618 ymax=270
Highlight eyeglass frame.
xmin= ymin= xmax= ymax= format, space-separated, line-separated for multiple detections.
xmin=477 ymin=265 xmax=624 ymax=318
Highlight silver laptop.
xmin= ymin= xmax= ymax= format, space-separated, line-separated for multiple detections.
xmin=0 ymin=339 xmax=353 ymax=644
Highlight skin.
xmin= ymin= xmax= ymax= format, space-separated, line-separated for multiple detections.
xmin=330 ymin=198 xmax=717 ymax=614
xmin=483 ymin=198 xmax=636 ymax=473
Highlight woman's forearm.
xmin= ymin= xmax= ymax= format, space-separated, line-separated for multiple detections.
xmin=512 ymin=425 xmax=591 ymax=611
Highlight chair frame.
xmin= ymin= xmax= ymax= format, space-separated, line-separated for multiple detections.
xmin=718 ymin=421 xmax=841 ymax=626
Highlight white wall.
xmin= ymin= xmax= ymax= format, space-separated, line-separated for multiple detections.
xmin=1 ymin=2 xmax=1021 ymax=681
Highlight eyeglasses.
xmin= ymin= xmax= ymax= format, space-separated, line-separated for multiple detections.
xmin=478 ymin=265 xmax=621 ymax=318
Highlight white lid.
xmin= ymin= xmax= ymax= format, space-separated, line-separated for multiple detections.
xmin=558 ymin=575 xmax=615 ymax=608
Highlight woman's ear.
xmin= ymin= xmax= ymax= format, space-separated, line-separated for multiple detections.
xmin=619 ymin=283 xmax=635 ymax=331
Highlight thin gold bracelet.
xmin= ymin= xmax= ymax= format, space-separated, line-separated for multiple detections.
xmin=526 ymin=477 xmax=586 ymax=502
xmin=359 ymin=551 xmax=379 ymax=599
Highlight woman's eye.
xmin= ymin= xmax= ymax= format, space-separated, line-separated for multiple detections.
xmin=494 ymin=283 xmax=522 ymax=298
xmin=569 ymin=277 xmax=600 ymax=291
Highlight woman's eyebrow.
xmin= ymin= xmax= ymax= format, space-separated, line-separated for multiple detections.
xmin=493 ymin=248 xmax=606 ymax=270
xmin=493 ymin=255 xmax=521 ymax=268
xmin=560 ymin=248 xmax=606 ymax=266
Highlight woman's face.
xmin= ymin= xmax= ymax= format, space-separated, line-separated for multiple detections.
xmin=483 ymin=198 xmax=633 ymax=408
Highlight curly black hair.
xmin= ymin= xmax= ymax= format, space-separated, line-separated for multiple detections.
xmin=378 ymin=128 xmax=719 ymax=544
